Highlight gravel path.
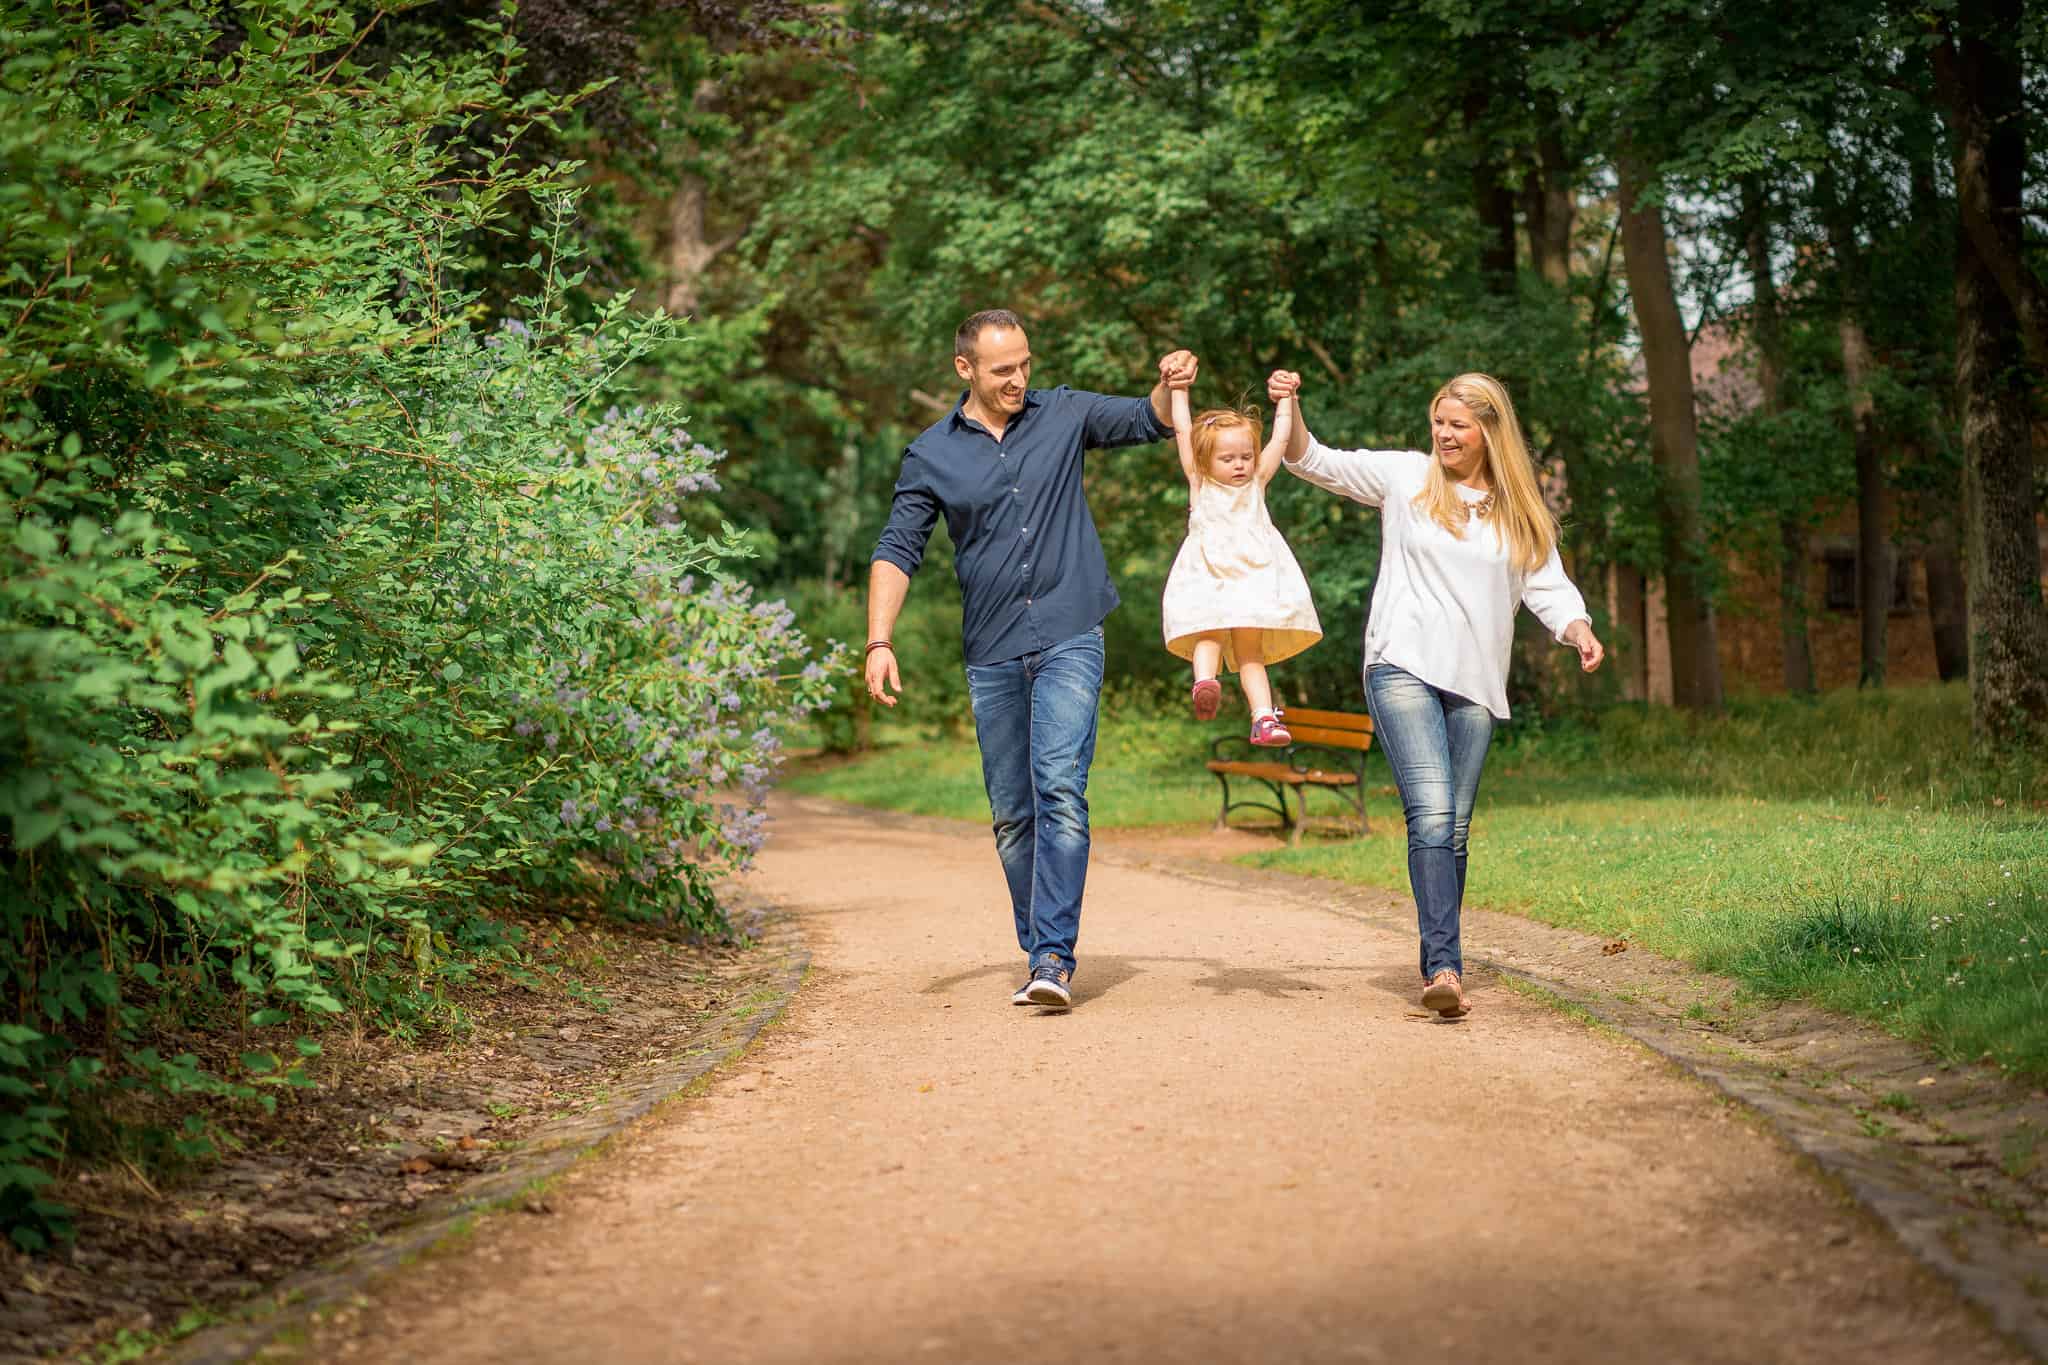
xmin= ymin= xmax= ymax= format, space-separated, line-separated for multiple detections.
xmin=317 ymin=796 xmax=2022 ymax=1363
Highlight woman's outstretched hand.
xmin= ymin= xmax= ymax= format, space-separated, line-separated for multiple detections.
xmin=1563 ymin=620 xmax=1605 ymax=672
xmin=1267 ymin=369 xmax=1302 ymax=403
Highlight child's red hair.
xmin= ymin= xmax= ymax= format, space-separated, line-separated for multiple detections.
xmin=1188 ymin=407 xmax=1263 ymax=480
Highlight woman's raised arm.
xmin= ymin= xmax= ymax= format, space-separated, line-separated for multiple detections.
xmin=1259 ymin=386 xmax=1295 ymax=485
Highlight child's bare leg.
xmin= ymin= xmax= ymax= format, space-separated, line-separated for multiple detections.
xmin=1233 ymin=629 xmax=1273 ymax=714
xmin=1189 ymin=633 xmax=1226 ymax=722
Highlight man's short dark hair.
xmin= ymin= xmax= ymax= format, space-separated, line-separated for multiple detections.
xmin=955 ymin=309 xmax=1024 ymax=361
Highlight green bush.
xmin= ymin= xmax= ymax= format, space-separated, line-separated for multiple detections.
xmin=0 ymin=0 xmax=838 ymax=1249
xmin=778 ymin=568 xmax=970 ymax=751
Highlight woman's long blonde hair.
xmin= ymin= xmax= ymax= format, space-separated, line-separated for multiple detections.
xmin=1412 ymin=373 xmax=1557 ymax=572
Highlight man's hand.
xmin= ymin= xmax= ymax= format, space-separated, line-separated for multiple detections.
xmin=864 ymin=643 xmax=902 ymax=707
xmin=1563 ymin=620 xmax=1605 ymax=673
xmin=1151 ymin=350 xmax=1198 ymax=429
xmin=1267 ymin=369 xmax=1302 ymax=404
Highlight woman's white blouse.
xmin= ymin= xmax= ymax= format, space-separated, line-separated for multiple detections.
xmin=1284 ymin=438 xmax=1590 ymax=720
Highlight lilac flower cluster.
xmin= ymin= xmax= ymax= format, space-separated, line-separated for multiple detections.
xmin=585 ymin=406 xmax=722 ymax=528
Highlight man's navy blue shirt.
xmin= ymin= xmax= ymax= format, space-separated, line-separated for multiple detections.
xmin=873 ymin=386 xmax=1170 ymax=667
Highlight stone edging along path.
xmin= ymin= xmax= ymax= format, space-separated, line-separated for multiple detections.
xmin=162 ymin=901 xmax=808 ymax=1365
xmin=1079 ymin=828 xmax=2048 ymax=1362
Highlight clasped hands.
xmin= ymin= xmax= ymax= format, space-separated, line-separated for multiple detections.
xmin=1162 ymin=356 xmax=1305 ymax=407
xmin=1158 ymin=350 xmax=1199 ymax=392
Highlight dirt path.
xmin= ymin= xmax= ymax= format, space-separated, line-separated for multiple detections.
xmin=316 ymin=796 xmax=2021 ymax=1364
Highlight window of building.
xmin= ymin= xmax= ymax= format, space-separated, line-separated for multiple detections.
xmin=1824 ymin=550 xmax=1856 ymax=612
xmin=1822 ymin=549 xmax=1915 ymax=614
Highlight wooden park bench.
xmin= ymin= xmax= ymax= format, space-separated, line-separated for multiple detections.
xmin=1205 ymin=706 xmax=1375 ymax=846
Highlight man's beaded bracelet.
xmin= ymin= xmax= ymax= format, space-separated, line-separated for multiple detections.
xmin=865 ymin=641 xmax=894 ymax=654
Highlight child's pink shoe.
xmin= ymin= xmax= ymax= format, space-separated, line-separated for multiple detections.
xmin=1190 ymin=678 xmax=1222 ymax=721
xmin=1250 ymin=712 xmax=1291 ymax=747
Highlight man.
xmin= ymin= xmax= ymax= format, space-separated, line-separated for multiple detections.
xmin=865 ymin=309 xmax=1196 ymax=1009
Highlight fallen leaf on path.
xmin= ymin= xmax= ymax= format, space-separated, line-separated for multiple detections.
xmin=398 ymin=1157 xmax=433 ymax=1175
xmin=1601 ymin=940 xmax=1628 ymax=955
xmin=918 ymin=1083 xmax=934 ymax=1093
xmin=522 ymin=1196 xmax=553 ymax=1216
xmin=1917 ymin=1077 xmax=1939 ymax=1087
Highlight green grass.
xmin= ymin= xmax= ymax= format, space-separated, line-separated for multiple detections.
xmin=788 ymin=682 xmax=2048 ymax=1078
xmin=789 ymin=699 xmax=1226 ymax=828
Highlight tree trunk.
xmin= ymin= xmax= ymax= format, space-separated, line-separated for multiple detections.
xmin=1466 ymin=88 xmax=1517 ymax=294
xmin=1838 ymin=314 xmax=1891 ymax=688
xmin=852 ymin=686 xmax=873 ymax=752
xmin=1742 ymin=179 xmax=1815 ymax=695
xmin=1921 ymin=511 xmax=1971 ymax=682
xmin=662 ymin=80 xmax=734 ymax=319
xmin=1934 ymin=2 xmax=2048 ymax=739
xmin=1904 ymin=122 xmax=1969 ymax=687
xmin=1612 ymin=564 xmax=1649 ymax=701
xmin=1817 ymin=155 xmax=1892 ymax=689
xmin=1778 ymin=521 xmax=1815 ymax=695
xmin=1523 ymin=97 xmax=1575 ymax=288
xmin=1617 ymin=151 xmax=1723 ymax=709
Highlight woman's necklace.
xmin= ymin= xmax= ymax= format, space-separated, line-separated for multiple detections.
xmin=1463 ymin=488 xmax=1497 ymax=522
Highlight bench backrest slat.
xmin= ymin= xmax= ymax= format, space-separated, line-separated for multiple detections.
xmin=1286 ymin=724 xmax=1373 ymax=752
xmin=1286 ymin=707 xmax=1373 ymax=735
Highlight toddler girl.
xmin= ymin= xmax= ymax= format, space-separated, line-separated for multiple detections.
xmin=1161 ymin=380 xmax=1321 ymax=745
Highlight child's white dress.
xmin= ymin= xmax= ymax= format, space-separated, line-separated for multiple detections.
xmin=1161 ymin=476 xmax=1321 ymax=671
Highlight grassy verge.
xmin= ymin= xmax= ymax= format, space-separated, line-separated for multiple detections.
xmin=786 ymin=695 xmax=1224 ymax=828
xmin=788 ymin=683 xmax=2048 ymax=1078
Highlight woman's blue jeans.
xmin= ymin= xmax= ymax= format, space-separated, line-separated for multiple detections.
xmin=1364 ymin=663 xmax=1496 ymax=980
xmin=965 ymin=627 xmax=1104 ymax=973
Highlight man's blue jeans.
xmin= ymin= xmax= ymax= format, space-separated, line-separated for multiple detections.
xmin=965 ymin=627 xmax=1104 ymax=974
xmin=1365 ymin=663 xmax=1496 ymax=980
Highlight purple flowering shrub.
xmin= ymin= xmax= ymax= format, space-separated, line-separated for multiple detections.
xmin=503 ymin=405 xmax=845 ymax=925
xmin=325 ymin=282 xmax=844 ymax=936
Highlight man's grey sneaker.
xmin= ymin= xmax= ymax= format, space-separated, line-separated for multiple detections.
xmin=1011 ymin=977 xmax=1036 ymax=1006
xmin=1024 ymin=958 xmax=1073 ymax=1009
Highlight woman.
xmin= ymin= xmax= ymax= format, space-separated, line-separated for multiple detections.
xmin=1270 ymin=369 xmax=1603 ymax=1018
